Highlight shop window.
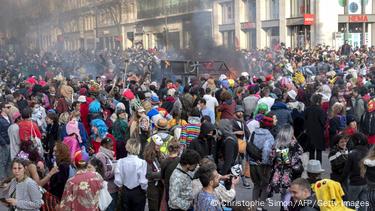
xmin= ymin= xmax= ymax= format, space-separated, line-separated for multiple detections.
xmin=338 ymin=23 xmax=347 ymax=33
xmin=349 ymin=23 xmax=368 ymax=33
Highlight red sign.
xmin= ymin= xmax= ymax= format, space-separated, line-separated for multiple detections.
xmin=304 ymin=14 xmax=315 ymax=25
xmin=348 ymin=15 xmax=368 ymax=22
xmin=241 ymin=22 xmax=255 ymax=30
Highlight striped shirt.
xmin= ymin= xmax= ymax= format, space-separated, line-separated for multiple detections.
xmin=180 ymin=123 xmax=201 ymax=146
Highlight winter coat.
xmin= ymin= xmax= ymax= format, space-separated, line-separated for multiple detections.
xmin=360 ymin=111 xmax=375 ymax=136
xmin=329 ymin=116 xmax=346 ymax=147
xmin=217 ymin=119 xmax=239 ymax=175
xmin=329 ymin=146 xmax=348 ymax=181
xmin=304 ymin=105 xmax=326 ymax=150
xmin=271 ymin=102 xmax=293 ymax=127
xmin=352 ymin=96 xmax=365 ymax=121
xmin=189 ymin=122 xmax=216 ymax=158
xmin=232 ymin=118 xmax=250 ymax=141
xmin=44 ymin=123 xmax=59 ymax=157
xmin=340 ymin=145 xmax=368 ymax=186
xmin=8 ymin=123 xmax=20 ymax=160
xmin=56 ymin=97 xmax=69 ymax=114
xmin=50 ymin=162 xmax=70 ymax=200
xmin=248 ymin=128 xmax=275 ymax=165
xmin=0 ymin=115 xmax=10 ymax=145
xmin=180 ymin=93 xmax=194 ymax=119
xmin=218 ymin=99 xmax=236 ymax=120
xmin=269 ymin=140 xmax=304 ymax=193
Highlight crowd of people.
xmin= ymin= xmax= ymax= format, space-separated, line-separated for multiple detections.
xmin=0 ymin=42 xmax=373 ymax=211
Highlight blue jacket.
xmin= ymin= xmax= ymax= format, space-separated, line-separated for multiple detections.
xmin=271 ymin=102 xmax=293 ymax=127
xmin=0 ymin=116 xmax=10 ymax=145
xmin=249 ymin=128 xmax=275 ymax=165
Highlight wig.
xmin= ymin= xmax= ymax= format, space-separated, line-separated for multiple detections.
xmin=91 ymin=119 xmax=108 ymax=139
xmin=89 ymin=100 xmax=101 ymax=113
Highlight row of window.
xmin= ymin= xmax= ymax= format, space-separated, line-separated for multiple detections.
xmin=220 ymin=0 xmax=311 ymax=25
xmin=64 ymin=0 xmax=90 ymax=11
xmin=64 ymin=3 xmax=136 ymax=33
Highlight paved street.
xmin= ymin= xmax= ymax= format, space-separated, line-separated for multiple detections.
xmin=236 ymin=151 xmax=331 ymax=210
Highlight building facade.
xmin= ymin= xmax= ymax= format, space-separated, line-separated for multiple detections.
xmin=212 ymin=0 xmax=375 ymax=49
xmin=134 ymin=0 xmax=213 ymax=50
xmin=26 ymin=0 xmax=213 ymax=51
xmin=25 ymin=0 xmax=375 ymax=51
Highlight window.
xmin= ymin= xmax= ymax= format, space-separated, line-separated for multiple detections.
xmin=246 ymin=0 xmax=256 ymax=22
xmin=266 ymin=0 xmax=279 ymax=20
xmin=222 ymin=30 xmax=235 ymax=49
xmin=221 ymin=2 xmax=234 ymax=24
xmin=290 ymin=0 xmax=310 ymax=17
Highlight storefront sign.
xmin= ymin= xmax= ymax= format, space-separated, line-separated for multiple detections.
xmin=348 ymin=15 xmax=369 ymax=22
xmin=304 ymin=14 xmax=315 ymax=25
xmin=241 ymin=22 xmax=255 ymax=30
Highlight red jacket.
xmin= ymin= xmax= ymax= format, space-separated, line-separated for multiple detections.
xmin=18 ymin=120 xmax=42 ymax=142
xmin=92 ymin=133 xmax=117 ymax=159
xmin=218 ymin=100 xmax=236 ymax=120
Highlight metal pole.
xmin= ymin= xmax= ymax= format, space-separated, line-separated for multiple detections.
xmin=165 ymin=0 xmax=168 ymax=51
xmin=123 ymin=60 xmax=128 ymax=90
xmin=361 ymin=0 xmax=366 ymax=47
xmin=95 ymin=6 xmax=98 ymax=51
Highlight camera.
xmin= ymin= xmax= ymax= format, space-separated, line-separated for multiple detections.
xmin=224 ymin=164 xmax=242 ymax=190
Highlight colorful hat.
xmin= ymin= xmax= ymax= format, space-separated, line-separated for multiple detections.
xmin=156 ymin=118 xmax=168 ymax=130
xmin=74 ymin=150 xmax=90 ymax=166
xmin=260 ymin=115 xmax=274 ymax=128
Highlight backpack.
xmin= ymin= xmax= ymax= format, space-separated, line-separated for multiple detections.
xmin=246 ymin=132 xmax=263 ymax=162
